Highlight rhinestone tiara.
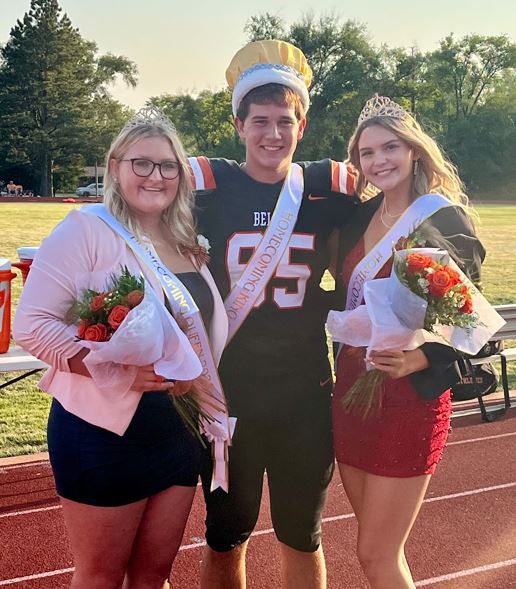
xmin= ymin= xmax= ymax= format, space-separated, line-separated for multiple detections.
xmin=358 ymin=94 xmax=407 ymax=126
xmin=122 ymin=105 xmax=176 ymax=134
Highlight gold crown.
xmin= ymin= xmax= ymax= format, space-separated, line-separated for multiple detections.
xmin=122 ymin=105 xmax=176 ymax=134
xmin=358 ymin=94 xmax=407 ymax=125
xmin=226 ymin=40 xmax=312 ymax=116
xmin=226 ymin=40 xmax=312 ymax=89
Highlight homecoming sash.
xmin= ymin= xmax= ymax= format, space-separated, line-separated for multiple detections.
xmin=346 ymin=194 xmax=454 ymax=310
xmin=84 ymin=204 xmax=235 ymax=492
xmin=225 ymin=163 xmax=304 ymax=342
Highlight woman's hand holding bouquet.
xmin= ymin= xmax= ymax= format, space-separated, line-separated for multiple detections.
xmin=368 ymin=348 xmax=430 ymax=380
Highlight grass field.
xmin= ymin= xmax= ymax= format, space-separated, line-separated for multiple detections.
xmin=0 ymin=202 xmax=515 ymax=457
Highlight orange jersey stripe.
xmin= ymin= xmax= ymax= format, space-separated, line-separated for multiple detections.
xmin=331 ymin=161 xmax=356 ymax=195
xmin=197 ymin=157 xmax=216 ymax=190
xmin=331 ymin=161 xmax=340 ymax=193
xmin=346 ymin=165 xmax=357 ymax=195
xmin=188 ymin=156 xmax=217 ymax=190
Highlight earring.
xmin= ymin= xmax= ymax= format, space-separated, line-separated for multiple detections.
xmin=413 ymin=160 xmax=419 ymax=176
xmin=113 ymin=177 xmax=118 ymax=183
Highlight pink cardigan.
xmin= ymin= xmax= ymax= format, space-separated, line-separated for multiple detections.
xmin=13 ymin=209 xmax=228 ymax=435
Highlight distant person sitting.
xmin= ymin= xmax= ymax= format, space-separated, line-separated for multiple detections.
xmin=7 ymin=181 xmax=17 ymax=195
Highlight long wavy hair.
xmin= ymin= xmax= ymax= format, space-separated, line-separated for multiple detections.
xmin=347 ymin=111 xmax=475 ymax=218
xmin=103 ymin=123 xmax=196 ymax=251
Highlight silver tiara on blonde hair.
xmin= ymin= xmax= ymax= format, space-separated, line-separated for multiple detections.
xmin=122 ymin=105 xmax=177 ymax=134
xmin=358 ymin=94 xmax=407 ymax=126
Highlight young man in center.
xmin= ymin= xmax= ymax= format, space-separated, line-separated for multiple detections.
xmin=189 ymin=40 xmax=357 ymax=588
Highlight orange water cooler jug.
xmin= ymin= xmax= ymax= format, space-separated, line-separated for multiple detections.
xmin=0 ymin=259 xmax=17 ymax=354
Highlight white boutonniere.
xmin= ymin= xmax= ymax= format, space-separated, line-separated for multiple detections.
xmin=197 ymin=234 xmax=211 ymax=252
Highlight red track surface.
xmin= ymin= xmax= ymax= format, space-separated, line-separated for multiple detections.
xmin=1 ymin=410 xmax=515 ymax=588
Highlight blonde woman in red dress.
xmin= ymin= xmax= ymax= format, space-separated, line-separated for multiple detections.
xmin=331 ymin=95 xmax=485 ymax=588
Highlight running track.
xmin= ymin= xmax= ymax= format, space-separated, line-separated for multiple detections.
xmin=1 ymin=408 xmax=515 ymax=588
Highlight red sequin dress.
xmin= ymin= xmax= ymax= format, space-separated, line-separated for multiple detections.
xmin=332 ymin=238 xmax=452 ymax=477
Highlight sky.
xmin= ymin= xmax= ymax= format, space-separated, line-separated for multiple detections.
xmin=1 ymin=0 xmax=515 ymax=110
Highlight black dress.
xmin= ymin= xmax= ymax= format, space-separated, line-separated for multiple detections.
xmin=47 ymin=272 xmax=213 ymax=506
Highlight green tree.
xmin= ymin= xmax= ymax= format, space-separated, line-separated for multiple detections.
xmin=379 ymin=47 xmax=429 ymax=113
xmin=442 ymin=71 xmax=516 ymax=191
xmin=150 ymin=90 xmax=242 ymax=159
xmin=415 ymin=35 xmax=516 ymax=192
xmin=80 ymin=96 xmax=134 ymax=187
xmin=244 ymin=13 xmax=286 ymax=42
xmin=0 ymin=0 xmax=137 ymax=195
xmin=427 ymin=34 xmax=516 ymax=120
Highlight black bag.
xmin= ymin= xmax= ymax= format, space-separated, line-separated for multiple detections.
xmin=452 ymin=340 xmax=502 ymax=402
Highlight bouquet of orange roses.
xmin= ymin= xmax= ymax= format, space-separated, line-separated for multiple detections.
xmin=72 ymin=266 xmax=145 ymax=342
xmin=391 ymin=249 xmax=481 ymax=334
xmin=327 ymin=248 xmax=505 ymax=417
xmin=68 ymin=266 xmax=219 ymax=443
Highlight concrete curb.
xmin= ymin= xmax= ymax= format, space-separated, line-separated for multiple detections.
xmin=0 ymin=451 xmax=49 ymax=467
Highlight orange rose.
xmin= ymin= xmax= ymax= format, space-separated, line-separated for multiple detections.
xmin=460 ymin=297 xmax=474 ymax=314
xmin=90 ymin=293 xmax=107 ymax=312
xmin=444 ymin=266 xmax=461 ymax=286
xmin=77 ymin=319 xmax=90 ymax=339
xmin=406 ymin=253 xmax=433 ymax=274
xmin=427 ymin=269 xmax=454 ymax=297
xmin=108 ymin=305 xmax=130 ymax=330
xmin=84 ymin=323 xmax=109 ymax=341
xmin=125 ymin=289 xmax=144 ymax=308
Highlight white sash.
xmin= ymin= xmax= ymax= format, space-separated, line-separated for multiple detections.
xmin=83 ymin=204 xmax=235 ymax=492
xmin=225 ymin=163 xmax=304 ymax=342
xmin=346 ymin=194 xmax=454 ymax=310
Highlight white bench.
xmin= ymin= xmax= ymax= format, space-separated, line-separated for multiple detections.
xmin=469 ymin=304 xmax=516 ymax=421
xmin=0 ymin=345 xmax=47 ymax=390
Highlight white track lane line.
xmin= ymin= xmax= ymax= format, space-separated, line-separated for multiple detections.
xmin=424 ymin=481 xmax=516 ymax=503
xmin=0 ymin=505 xmax=61 ymax=519
xmin=0 ymin=460 xmax=516 ymax=522
xmin=447 ymin=431 xmax=516 ymax=445
xmin=415 ymin=558 xmax=516 ymax=586
xmin=0 ymin=568 xmax=75 ymax=586
xmin=3 ymin=558 xmax=515 ymax=587
xmin=2 ymin=430 xmax=514 ymax=473
xmin=1 ymin=482 xmax=515 ymax=585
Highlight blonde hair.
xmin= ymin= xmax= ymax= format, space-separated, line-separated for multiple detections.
xmin=103 ymin=122 xmax=197 ymax=251
xmin=348 ymin=112 xmax=476 ymax=218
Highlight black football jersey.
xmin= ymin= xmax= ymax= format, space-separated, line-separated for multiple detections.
xmin=190 ymin=157 xmax=357 ymax=415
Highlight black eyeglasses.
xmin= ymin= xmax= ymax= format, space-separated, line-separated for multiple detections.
xmin=120 ymin=158 xmax=180 ymax=180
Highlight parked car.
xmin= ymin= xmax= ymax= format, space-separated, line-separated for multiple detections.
xmin=76 ymin=183 xmax=104 ymax=196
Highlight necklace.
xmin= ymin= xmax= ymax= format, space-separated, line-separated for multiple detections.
xmin=382 ymin=197 xmax=404 ymax=217
xmin=380 ymin=198 xmax=403 ymax=228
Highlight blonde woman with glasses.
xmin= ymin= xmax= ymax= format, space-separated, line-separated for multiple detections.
xmin=14 ymin=107 xmax=228 ymax=589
